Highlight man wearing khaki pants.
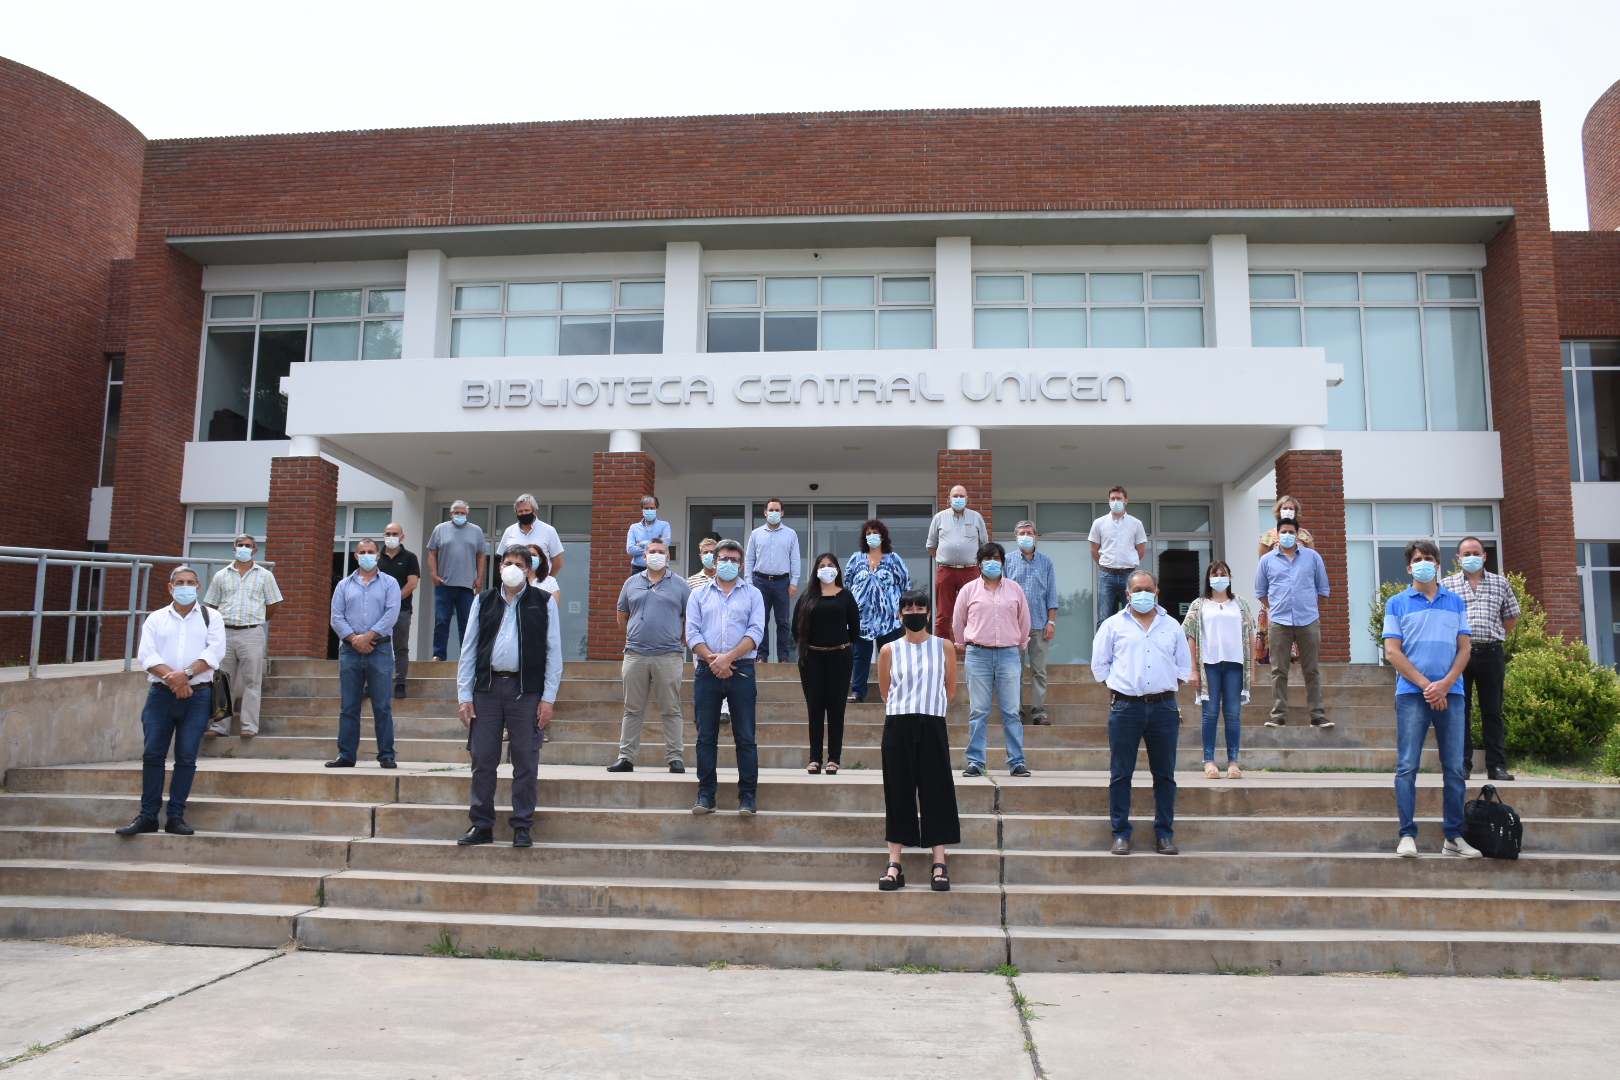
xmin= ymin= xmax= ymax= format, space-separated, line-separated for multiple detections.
xmin=203 ymin=534 xmax=282 ymax=738
xmin=607 ymin=538 xmax=691 ymax=774
xmin=1253 ymin=519 xmax=1332 ymax=729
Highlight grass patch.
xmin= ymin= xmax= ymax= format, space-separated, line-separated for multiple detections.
xmin=1214 ymin=958 xmax=1270 ymax=976
xmin=427 ymin=930 xmax=467 ymax=957
xmin=523 ymin=949 xmax=550 ymax=962
xmin=1530 ymin=971 xmax=1563 ymax=983
xmin=1496 ymin=967 xmax=1520 ymax=979
xmin=1510 ymin=748 xmax=1611 ymax=784
xmin=815 ymin=960 xmax=843 ymax=971
xmin=1584 ymin=974 xmax=1603 ymax=981
xmin=851 ymin=762 xmax=869 ymax=770
xmin=277 ymin=755 xmax=290 ymax=760
xmin=864 ymin=961 xmax=884 ymax=971
xmin=484 ymin=946 xmax=519 ymax=961
xmin=706 ymin=959 xmax=729 ymax=970
xmin=892 ymin=963 xmax=942 ymax=975
xmin=992 ymin=963 xmax=1021 ymax=978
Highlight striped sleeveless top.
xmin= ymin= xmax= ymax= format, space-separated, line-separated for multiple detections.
xmin=885 ymin=634 xmax=949 ymax=717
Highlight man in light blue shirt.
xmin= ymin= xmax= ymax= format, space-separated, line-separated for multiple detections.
xmin=1383 ymin=538 xmax=1477 ymax=859
xmin=328 ymin=538 xmax=402 ymax=769
xmin=744 ymin=498 xmax=800 ymax=662
xmin=1253 ymin=518 xmax=1331 ymax=729
xmin=626 ymin=494 xmax=672 ymax=570
xmin=686 ymin=539 xmax=766 ymax=815
xmin=1005 ymin=520 xmax=1059 ymax=724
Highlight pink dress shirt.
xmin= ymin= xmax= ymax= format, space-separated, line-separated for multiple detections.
xmin=952 ymin=577 xmax=1031 ymax=648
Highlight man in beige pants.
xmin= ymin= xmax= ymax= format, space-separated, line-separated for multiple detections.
xmin=607 ymin=538 xmax=691 ymax=773
xmin=203 ymin=534 xmax=283 ymax=738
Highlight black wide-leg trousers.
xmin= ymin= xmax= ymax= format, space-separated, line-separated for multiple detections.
xmin=880 ymin=712 xmax=961 ymax=848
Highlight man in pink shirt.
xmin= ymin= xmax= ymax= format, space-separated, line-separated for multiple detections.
xmin=953 ymin=542 xmax=1032 ymax=777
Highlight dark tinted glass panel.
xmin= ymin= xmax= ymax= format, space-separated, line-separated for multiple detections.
xmin=200 ymin=327 xmax=254 ymax=441
xmin=99 ymin=383 xmax=120 ymax=485
xmin=688 ymin=505 xmax=746 ymax=575
xmin=613 ymin=314 xmax=663 ymax=355
xmin=763 ymin=312 xmax=817 ymax=351
xmin=707 ymin=312 xmax=760 ymax=353
xmin=560 ymin=315 xmax=611 ymax=355
xmin=252 ymin=326 xmax=306 ymax=440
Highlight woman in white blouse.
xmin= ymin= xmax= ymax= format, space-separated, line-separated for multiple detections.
xmin=1183 ymin=561 xmax=1256 ymax=779
xmin=526 ymin=544 xmax=561 ymax=602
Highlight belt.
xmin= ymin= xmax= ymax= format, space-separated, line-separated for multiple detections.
xmin=1472 ymin=639 xmax=1505 ymax=649
xmin=225 ymin=624 xmax=260 ymax=630
xmin=804 ymin=642 xmax=852 ymax=652
xmin=1101 ymin=566 xmax=1135 ymax=574
xmin=1112 ymin=690 xmax=1177 ymax=704
xmin=966 ymin=642 xmax=1018 ymax=649
xmin=754 ymin=572 xmax=789 ymax=581
xmin=941 ymin=563 xmax=975 ymax=570
xmin=492 ymin=670 xmax=520 ymax=678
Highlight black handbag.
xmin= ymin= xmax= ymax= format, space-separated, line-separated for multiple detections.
xmin=1463 ymin=784 xmax=1523 ymax=860
xmin=197 ymin=604 xmax=234 ymax=724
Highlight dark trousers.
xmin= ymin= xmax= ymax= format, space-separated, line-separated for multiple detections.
xmin=1462 ymin=641 xmax=1508 ymax=773
xmin=337 ymin=642 xmax=395 ymax=762
xmin=139 ymin=683 xmax=212 ymax=820
xmin=1107 ymin=696 xmax=1180 ymax=842
xmin=851 ymin=627 xmax=903 ymax=702
xmin=392 ymin=605 xmax=413 ymax=692
xmin=880 ymin=713 xmax=961 ymax=848
xmin=432 ymin=584 xmax=475 ymax=660
xmin=1097 ymin=568 xmax=1132 ymax=629
xmin=753 ymin=576 xmax=793 ymax=661
xmin=799 ymin=646 xmax=854 ymax=763
xmin=693 ymin=659 xmax=758 ymax=803
xmin=468 ymin=675 xmax=544 ymax=831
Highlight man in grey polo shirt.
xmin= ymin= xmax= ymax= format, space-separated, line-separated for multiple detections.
xmin=428 ymin=500 xmax=487 ymax=661
xmin=608 ymin=537 xmax=691 ymax=773
xmin=927 ymin=484 xmax=989 ymax=646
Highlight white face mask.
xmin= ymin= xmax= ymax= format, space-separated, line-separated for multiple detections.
xmin=645 ymin=553 xmax=667 ymax=571
xmin=500 ymin=564 xmax=527 ymax=588
xmin=816 ymin=565 xmax=838 ymax=584
xmin=384 ymin=536 xmax=401 ymax=549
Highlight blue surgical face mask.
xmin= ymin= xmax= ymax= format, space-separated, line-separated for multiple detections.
xmin=950 ymin=497 xmax=967 ymax=512
xmin=1130 ymin=591 xmax=1157 ymax=613
xmin=866 ymin=533 xmax=883 ymax=548
xmin=642 ymin=508 xmax=658 ymax=522
xmin=452 ymin=514 xmax=467 ymax=526
xmin=716 ymin=560 xmax=740 ymax=581
xmin=1109 ymin=500 xmax=1124 ymax=515
xmin=766 ymin=511 xmax=782 ymax=526
xmin=234 ymin=546 xmax=254 ymax=562
xmin=1017 ymin=535 xmax=1035 ymax=551
xmin=356 ymin=553 xmax=378 ymax=571
xmin=1460 ymin=555 xmax=1485 ymax=574
xmin=172 ymin=585 xmax=198 ymax=606
xmin=1410 ymin=561 xmax=1437 ymax=583
xmin=701 ymin=552 xmax=716 ymax=569
xmin=981 ymin=560 xmax=1003 ymax=579
xmin=1278 ymin=532 xmax=1297 ymax=549
xmin=1209 ymin=576 xmax=1231 ymax=592
xmin=531 ymin=556 xmax=542 ymax=570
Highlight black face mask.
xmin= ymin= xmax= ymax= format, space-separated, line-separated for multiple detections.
xmin=517 ymin=512 xmax=535 ymax=527
xmin=901 ymin=612 xmax=930 ymax=633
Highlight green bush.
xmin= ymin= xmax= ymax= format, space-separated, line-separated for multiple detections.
xmin=1366 ymin=580 xmax=1407 ymax=659
xmin=1500 ymin=637 xmax=1620 ymax=759
xmin=1600 ymin=722 xmax=1620 ymax=779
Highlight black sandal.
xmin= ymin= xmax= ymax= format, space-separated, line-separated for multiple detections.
xmin=807 ymin=761 xmax=821 ymax=774
xmin=878 ymin=862 xmax=905 ymax=891
xmin=824 ymin=762 xmax=839 ymax=775
xmin=930 ymin=863 xmax=950 ymax=892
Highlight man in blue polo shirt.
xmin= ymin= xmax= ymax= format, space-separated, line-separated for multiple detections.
xmin=1382 ymin=538 xmax=1479 ymax=859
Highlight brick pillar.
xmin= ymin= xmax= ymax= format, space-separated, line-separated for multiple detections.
xmin=1273 ymin=449 xmax=1348 ymax=662
xmin=936 ymin=449 xmax=994 ymax=528
xmin=588 ymin=451 xmax=655 ymax=660
xmin=266 ymin=456 xmax=338 ymax=658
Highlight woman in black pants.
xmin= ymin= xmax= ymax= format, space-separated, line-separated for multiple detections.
xmin=793 ymin=553 xmax=861 ymax=774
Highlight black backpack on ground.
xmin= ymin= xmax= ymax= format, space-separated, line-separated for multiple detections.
xmin=1463 ymin=784 xmax=1523 ymax=860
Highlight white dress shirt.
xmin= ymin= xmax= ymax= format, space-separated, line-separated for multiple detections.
xmin=137 ymin=603 xmax=227 ymax=685
xmin=1091 ymin=606 xmax=1191 ymax=696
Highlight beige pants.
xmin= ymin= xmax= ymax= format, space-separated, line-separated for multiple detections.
xmin=211 ymin=624 xmax=266 ymax=735
xmin=1268 ymin=618 xmax=1324 ymax=724
xmin=1023 ymin=625 xmax=1051 ymax=716
xmin=619 ymin=652 xmax=686 ymax=764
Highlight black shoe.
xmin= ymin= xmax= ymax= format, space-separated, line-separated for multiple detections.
xmin=738 ymin=800 xmax=757 ymax=816
xmin=692 ymin=799 xmax=716 ymax=815
xmin=606 ymin=759 xmax=635 ymax=773
xmin=115 ymin=814 xmax=158 ymax=836
xmin=668 ymin=762 xmax=685 ymax=774
xmin=1155 ymin=837 xmax=1180 ymax=855
xmin=1488 ymin=766 xmax=1516 ymax=781
xmin=1264 ymin=718 xmax=1285 ymax=727
xmin=164 ymin=817 xmax=194 ymax=836
xmin=1009 ymin=764 xmax=1031 ymax=777
xmin=878 ymin=861 xmax=905 ymax=891
xmin=379 ymin=759 xmax=397 ymax=770
xmin=393 ymin=687 xmax=408 ymax=699
xmin=324 ymin=758 xmax=355 ymax=768
xmin=1311 ymin=719 xmax=1335 ymax=730
xmin=1110 ymin=837 xmax=1130 ymax=855
xmin=456 ymin=826 xmax=493 ymax=846
xmin=962 ymin=763 xmax=984 ymax=777
xmin=512 ymin=827 xmax=532 ymax=848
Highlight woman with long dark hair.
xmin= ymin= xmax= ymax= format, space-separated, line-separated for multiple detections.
xmin=843 ymin=518 xmax=911 ymax=703
xmin=793 ymin=552 xmax=861 ymax=773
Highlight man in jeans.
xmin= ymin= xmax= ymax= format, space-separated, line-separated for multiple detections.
xmin=1383 ymin=539 xmax=1479 ymax=858
xmin=608 ymin=537 xmax=691 ymax=774
xmin=377 ymin=522 xmax=420 ymax=698
xmin=1004 ymin=520 xmax=1059 ymax=725
xmin=1088 ymin=486 xmax=1147 ymax=630
xmin=1254 ymin=518 xmax=1332 ymax=729
xmin=428 ymin=499 xmax=486 ymax=661
xmin=686 ymin=539 xmax=765 ymax=815
xmin=326 ymin=538 xmax=401 ymax=769
xmin=1440 ymin=536 xmax=1521 ymax=781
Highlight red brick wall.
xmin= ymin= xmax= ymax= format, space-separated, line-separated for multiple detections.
xmin=1273 ymin=450 xmax=1349 ymax=662
xmin=936 ymin=450 xmax=993 ymax=526
xmin=102 ymin=259 xmax=134 ymax=353
xmin=1584 ymin=78 xmax=1620 ymax=232
xmin=266 ymin=456 xmax=338 ymax=658
xmin=588 ymin=452 xmax=655 ymax=659
xmin=1552 ymin=232 xmax=1620 ymax=337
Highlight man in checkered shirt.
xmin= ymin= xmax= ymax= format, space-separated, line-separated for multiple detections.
xmin=203 ymin=535 xmax=283 ymax=739
xmin=1439 ymin=536 xmax=1521 ymax=781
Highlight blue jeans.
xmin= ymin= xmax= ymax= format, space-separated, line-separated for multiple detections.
xmin=1201 ymin=661 xmax=1243 ymax=764
xmin=753 ymin=576 xmax=793 ymax=661
xmin=337 ymin=642 xmax=396 ymax=762
xmin=140 ymin=683 xmax=212 ymax=820
xmin=1107 ymin=696 xmax=1180 ymax=841
xmin=693 ymin=659 xmax=759 ymax=804
xmin=851 ymin=626 xmax=904 ymax=702
xmin=1097 ymin=568 xmax=1132 ymax=629
xmin=964 ymin=645 xmax=1024 ymax=770
xmin=1394 ymin=692 xmax=1467 ymax=839
xmin=432 ymin=584 xmax=475 ymax=660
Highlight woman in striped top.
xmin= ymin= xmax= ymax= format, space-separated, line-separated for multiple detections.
xmin=876 ymin=589 xmax=961 ymax=892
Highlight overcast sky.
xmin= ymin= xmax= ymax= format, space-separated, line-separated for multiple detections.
xmin=5 ymin=1 xmax=1618 ymax=230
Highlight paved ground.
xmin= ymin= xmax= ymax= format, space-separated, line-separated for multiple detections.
xmin=0 ymin=660 xmax=130 ymax=684
xmin=3 ymin=943 xmax=1615 ymax=1078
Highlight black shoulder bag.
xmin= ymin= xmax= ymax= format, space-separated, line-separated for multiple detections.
xmin=1463 ymin=784 xmax=1523 ymax=860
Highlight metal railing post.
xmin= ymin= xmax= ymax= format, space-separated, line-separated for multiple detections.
xmin=123 ymin=559 xmax=141 ymax=672
xmin=67 ymin=564 xmax=80 ymax=664
xmin=28 ymin=553 xmax=47 ymax=679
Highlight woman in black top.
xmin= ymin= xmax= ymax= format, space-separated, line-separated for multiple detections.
xmin=793 ymin=552 xmax=862 ymax=774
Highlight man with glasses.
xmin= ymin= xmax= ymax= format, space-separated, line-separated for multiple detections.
xmin=377 ymin=522 xmax=420 ymax=698
xmin=203 ymin=533 xmax=281 ymax=740
xmin=686 ymin=539 xmax=765 ymax=815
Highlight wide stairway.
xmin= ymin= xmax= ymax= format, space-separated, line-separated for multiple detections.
xmin=2 ymin=659 xmax=1617 ymax=975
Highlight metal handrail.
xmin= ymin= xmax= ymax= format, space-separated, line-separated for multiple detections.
xmin=0 ymin=546 xmax=274 ymax=678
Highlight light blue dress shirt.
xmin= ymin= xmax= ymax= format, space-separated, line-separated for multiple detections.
xmin=626 ymin=518 xmax=672 ymax=568
xmin=330 ymin=570 xmax=401 ymax=641
xmin=1090 ymin=607 xmax=1192 ymax=696
xmin=685 ymin=580 xmax=766 ymax=661
xmin=1005 ymin=548 xmax=1058 ymax=629
xmin=1254 ymin=545 xmax=1330 ymax=626
xmin=456 ymin=588 xmax=563 ymax=703
xmin=745 ymin=524 xmax=801 ymax=584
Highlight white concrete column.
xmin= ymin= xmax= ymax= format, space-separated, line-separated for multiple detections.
xmin=1207 ymin=234 xmax=1251 ymax=348
xmin=1221 ymin=481 xmax=1261 ymax=605
xmin=288 ymin=434 xmax=321 ymax=457
xmin=1290 ymin=425 xmax=1326 ymax=450
xmin=390 ymin=485 xmax=427 ymax=662
xmin=946 ymin=425 xmax=981 ymax=451
xmin=413 ymin=492 xmax=438 ymax=664
xmin=608 ymin=429 xmax=642 ymax=453
xmin=663 ymin=241 xmax=703 ymax=354
xmin=934 ymin=237 xmax=973 ymax=350
xmin=403 ymin=249 xmax=452 ymax=359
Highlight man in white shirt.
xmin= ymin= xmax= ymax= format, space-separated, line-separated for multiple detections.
xmin=117 ymin=566 xmax=226 ymax=837
xmin=1088 ymin=485 xmax=1148 ymax=629
xmin=1091 ymin=570 xmax=1191 ymax=856
xmin=499 ymin=494 xmax=565 ymax=578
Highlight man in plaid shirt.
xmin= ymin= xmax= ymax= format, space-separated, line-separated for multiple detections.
xmin=1439 ymin=536 xmax=1521 ymax=781
xmin=203 ymin=535 xmax=283 ymax=739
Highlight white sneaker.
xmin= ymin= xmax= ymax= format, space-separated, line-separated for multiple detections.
xmin=1395 ymin=836 xmax=1418 ymax=858
xmin=1443 ymin=836 xmax=1483 ymax=859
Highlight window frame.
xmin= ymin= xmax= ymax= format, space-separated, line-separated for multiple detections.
xmin=971 ymin=270 xmax=1207 ymax=349
xmin=1562 ymin=340 xmax=1620 ymax=482
xmin=448 ymin=278 xmax=666 ymax=357
xmin=702 ymin=273 xmax=935 ymax=352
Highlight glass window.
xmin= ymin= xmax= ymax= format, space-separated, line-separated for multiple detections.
xmin=994 ymin=504 xmax=1032 ymax=536
xmin=1344 ymin=502 xmax=1374 ymax=534
xmin=977 ymin=275 xmax=1025 ymax=302
xmin=367 ymin=288 xmax=406 ymax=314
xmin=362 ymin=320 xmax=404 ymax=361
xmin=1036 ymin=503 xmax=1091 ymax=534
xmin=261 ymin=291 xmax=310 ymax=320
xmin=1308 ymin=308 xmax=1365 ymax=431
xmin=352 ymin=506 xmax=392 ymax=535
xmin=1032 ymin=274 xmax=1084 ymax=302
xmin=562 ymin=281 xmax=613 ymax=310
xmin=508 ymin=283 xmax=559 ymax=312
xmin=1425 ymin=307 xmax=1487 ymax=430
xmin=1252 ymin=307 xmax=1302 ymax=347
xmin=707 ymin=274 xmax=926 ymax=351
xmin=192 ymin=508 xmax=238 ymax=534
xmin=199 ymin=327 xmax=254 ymax=442
xmin=619 ymin=281 xmax=664 ymax=308
xmin=99 ymin=356 xmax=123 ymax=486
xmin=1304 ymin=273 xmax=1359 ymax=302
xmin=1090 ymin=274 xmax=1144 ymax=303
xmin=1091 ymin=307 xmax=1146 ymax=348
xmin=976 ymin=272 xmax=1196 ymax=349
xmin=879 ymin=308 xmax=932 ymax=349
xmin=1157 ymin=505 xmax=1210 ymax=532
xmin=210 ymin=295 xmax=255 ymax=320
xmin=1149 ymin=307 xmax=1203 ymax=348
xmin=1363 ymin=273 xmax=1419 ymax=302
xmin=1427 ymin=274 xmax=1478 ymax=300
xmin=505 ymin=317 xmax=557 ymax=356
xmin=882 ymin=277 xmax=931 ymax=303
xmin=253 ymin=326 xmax=305 ymax=438
xmin=706 ymin=312 xmax=760 ymax=352
xmin=455 ymin=285 xmax=502 ymax=312
xmin=551 ymin=504 xmax=593 ymax=536
xmin=242 ymin=507 xmax=268 ymax=536
xmin=614 ymin=314 xmax=664 ymax=354
xmin=822 ymin=276 xmax=875 ymax=306
xmin=975 ymin=308 xmax=1028 ymax=349
xmin=311 ymin=321 xmax=361 ymax=363
xmin=822 ymin=309 xmax=875 ymax=350
xmin=1564 ymin=341 xmax=1620 ymax=481
xmin=764 ymin=312 xmax=817 ymax=351
xmin=1032 ymin=308 xmax=1085 ymax=348
xmin=315 ymin=289 xmax=362 ymax=318
xmin=1249 ymin=274 xmax=1296 ymax=300
xmin=1364 ymin=308 xmax=1426 ymax=430
xmin=1441 ymin=504 xmax=1495 ymax=532
xmin=1151 ymin=274 xmax=1201 ymax=301
xmin=765 ymin=277 xmax=818 ymax=306
xmin=1376 ymin=503 xmax=1434 ymax=535
xmin=710 ymin=279 xmax=758 ymax=306
xmin=450 ymin=318 xmax=503 ymax=358
xmin=560 ymin=315 xmax=611 ymax=355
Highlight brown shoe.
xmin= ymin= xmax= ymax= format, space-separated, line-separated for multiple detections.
xmin=1155 ymin=837 xmax=1179 ymax=855
xmin=1031 ymin=713 xmax=1051 ymax=726
xmin=1110 ymin=837 xmax=1130 ymax=855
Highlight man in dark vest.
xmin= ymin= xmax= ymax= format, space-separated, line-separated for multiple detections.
xmin=455 ymin=544 xmax=562 ymax=847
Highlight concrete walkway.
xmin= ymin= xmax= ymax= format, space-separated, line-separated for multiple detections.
xmin=3 ymin=943 xmax=1616 ymax=1078
xmin=0 ymin=660 xmax=131 ymax=684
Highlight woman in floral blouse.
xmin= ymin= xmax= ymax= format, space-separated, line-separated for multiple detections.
xmin=844 ymin=518 xmax=912 ymax=703
xmin=1257 ymin=494 xmax=1315 ymax=556
xmin=1183 ymin=560 xmax=1256 ymax=779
